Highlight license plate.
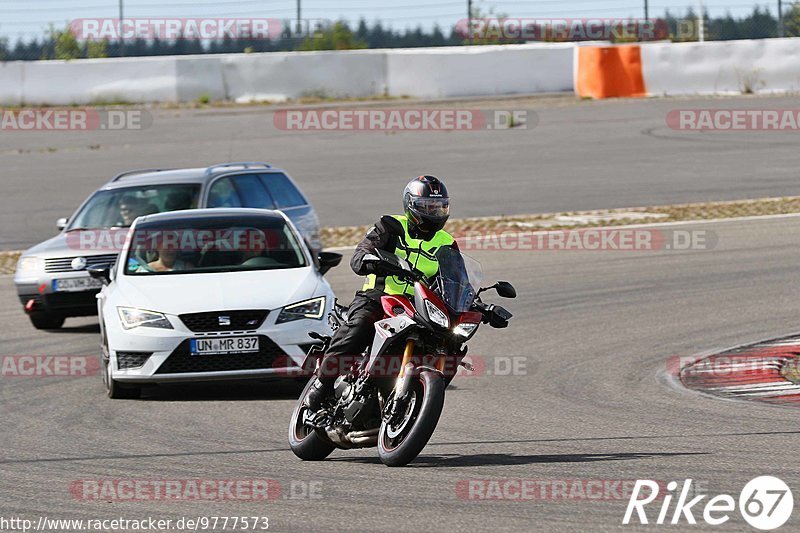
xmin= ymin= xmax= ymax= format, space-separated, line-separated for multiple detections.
xmin=190 ymin=337 xmax=259 ymax=355
xmin=52 ymin=277 xmax=103 ymax=292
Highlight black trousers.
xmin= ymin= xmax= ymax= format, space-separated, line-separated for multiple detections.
xmin=317 ymin=290 xmax=385 ymax=386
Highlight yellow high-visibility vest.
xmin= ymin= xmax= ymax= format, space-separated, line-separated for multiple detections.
xmin=362 ymin=214 xmax=455 ymax=296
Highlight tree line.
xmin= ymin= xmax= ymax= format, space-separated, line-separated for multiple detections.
xmin=1 ymin=6 xmax=798 ymax=61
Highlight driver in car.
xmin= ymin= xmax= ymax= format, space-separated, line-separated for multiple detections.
xmin=307 ymin=175 xmax=458 ymax=411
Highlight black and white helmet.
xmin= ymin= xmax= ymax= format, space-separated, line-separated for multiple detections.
xmin=403 ymin=175 xmax=450 ymax=234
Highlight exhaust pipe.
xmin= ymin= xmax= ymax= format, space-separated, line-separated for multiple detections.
xmin=346 ymin=428 xmax=379 ymax=447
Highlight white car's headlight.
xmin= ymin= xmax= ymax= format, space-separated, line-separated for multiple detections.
xmin=276 ymin=297 xmax=326 ymax=324
xmin=16 ymin=256 xmax=43 ymax=277
xmin=275 ymin=296 xmax=325 ymax=324
xmin=117 ymin=307 xmax=173 ymax=330
xmin=453 ymin=322 xmax=479 ymax=338
xmin=424 ymin=300 xmax=449 ymax=329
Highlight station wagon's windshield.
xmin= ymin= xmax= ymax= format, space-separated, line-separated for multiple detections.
xmin=124 ymin=216 xmax=307 ymax=275
xmin=68 ymin=184 xmax=201 ymax=230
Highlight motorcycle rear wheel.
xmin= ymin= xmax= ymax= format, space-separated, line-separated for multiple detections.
xmin=377 ymin=370 xmax=445 ymax=467
xmin=288 ymin=377 xmax=336 ymax=461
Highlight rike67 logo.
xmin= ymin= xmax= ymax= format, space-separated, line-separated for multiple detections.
xmin=623 ymin=476 xmax=793 ymax=530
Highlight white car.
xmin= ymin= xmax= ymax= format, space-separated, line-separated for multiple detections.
xmin=92 ymin=208 xmax=341 ymax=399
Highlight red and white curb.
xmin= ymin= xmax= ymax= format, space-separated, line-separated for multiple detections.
xmin=676 ymin=336 xmax=800 ymax=406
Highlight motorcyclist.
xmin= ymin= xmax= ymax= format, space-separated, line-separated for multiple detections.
xmin=306 ymin=175 xmax=457 ymax=411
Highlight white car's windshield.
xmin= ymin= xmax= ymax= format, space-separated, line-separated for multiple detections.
xmin=68 ymin=184 xmax=201 ymax=230
xmin=124 ymin=215 xmax=308 ymax=275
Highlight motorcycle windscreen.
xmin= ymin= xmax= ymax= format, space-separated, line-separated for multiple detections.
xmin=435 ymin=247 xmax=484 ymax=314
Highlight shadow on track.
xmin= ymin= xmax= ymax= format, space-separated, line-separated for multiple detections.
xmin=332 ymin=451 xmax=707 ymax=467
xmin=46 ymin=323 xmax=101 ymax=334
xmin=0 ymin=447 xmax=288 ymax=465
xmin=430 ymin=429 xmax=800 ymax=447
xmin=134 ymin=378 xmax=306 ymax=402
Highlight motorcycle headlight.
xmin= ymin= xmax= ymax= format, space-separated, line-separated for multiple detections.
xmin=15 ymin=256 xmax=43 ymax=277
xmin=424 ymin=299 xmax=449 ymax=329
xmin=453 ymin=322 xmax=479 ymax=338
xmin=276 ymin=297 xmax=326 ymax=324
xmin=117 ymin=307 xmax=173 ymax=330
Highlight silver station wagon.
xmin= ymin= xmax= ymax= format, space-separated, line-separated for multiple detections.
xmin=14 ymin=162 xmax=321 ymax=330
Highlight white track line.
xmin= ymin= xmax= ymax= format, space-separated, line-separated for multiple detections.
xmin=324 ymin=212 xmax=800 ymax=252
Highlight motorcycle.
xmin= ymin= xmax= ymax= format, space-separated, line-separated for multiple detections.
xmin=288 ymin=246 xmax=515 ymax=466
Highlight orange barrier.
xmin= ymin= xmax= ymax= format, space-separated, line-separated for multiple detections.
xmin=575 ymin=45 xmax=646 ymax=99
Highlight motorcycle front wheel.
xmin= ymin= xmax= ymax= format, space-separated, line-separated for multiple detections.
xmin=377 ymin=370 xmax=445 ymax=467
xmin=288 ymin=377 xmax=336 ymax=461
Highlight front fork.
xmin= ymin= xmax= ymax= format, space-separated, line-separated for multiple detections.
xmin=393 ymin=338 xmax=447 ymax=399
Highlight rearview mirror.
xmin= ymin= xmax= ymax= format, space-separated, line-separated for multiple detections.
xmin=87 ymin=264 xmax=111 ymax=284
xmin=56 ymin=217 xmax=68 ymax=231
xmin=479 ymin=281 xmax=517 ymax=298
xmin=318 ymin=251 xmax=342 ymax=275
xmin=495 ymin=281 xmax=516 ymax=299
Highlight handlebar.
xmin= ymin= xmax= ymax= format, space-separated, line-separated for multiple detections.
xmin=364 ymin=250 xmax=426 ymax=284
xmin=473 ymin=300 xmax=513 ymax=328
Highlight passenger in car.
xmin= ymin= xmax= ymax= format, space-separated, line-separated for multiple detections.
xmin=146 ymin=247 xmax=192 ymax=272
xmin=136 ymin=232 xmax=194 ymax=273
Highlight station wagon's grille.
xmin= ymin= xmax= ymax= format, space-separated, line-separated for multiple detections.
xmin=179 ymin=310 xmax=269 ymax=332
xmin=155 ymin=336 xmax=285 ymax=374
xmin=45 ymin=254 xmax=118 ymax=273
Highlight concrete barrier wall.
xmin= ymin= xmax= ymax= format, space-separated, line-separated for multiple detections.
xmin=20 ymin=56 xmax=179 ymax=105
xmin=641 ymin=38 xmax=800 ymax=95
xmin=386 ymin=43 xmax=574 ymax=98
xmin=0 ymin=44 xmax=572 ymax=105
xmin=3 ymin=38 xmax=800 ymax=105
xmin=221 ymin=49 xmax=387 ymax=103
xmin=175 ymin=55 xmax=226 ymax=102
xmin=0 ymin=62 xmax=24 ymax=105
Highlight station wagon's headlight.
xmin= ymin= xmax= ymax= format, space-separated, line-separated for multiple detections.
xmin=117 ymin=307 xmax=173 ymax=330
xmin=16 ymin=256 xmax=43 ymax=276
xmin=276 ymin=297 xmax=326 ymax=324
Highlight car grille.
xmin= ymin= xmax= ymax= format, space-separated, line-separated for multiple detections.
xmin=45 ymin=253 xmax=118 ymax=273
xmin=155 ymin=335 xmax=285 ymax=374
xmin=179 ymin=310 xmax=269 ymax=332
xmin=117 ymin=351 xmax=152 ymax=370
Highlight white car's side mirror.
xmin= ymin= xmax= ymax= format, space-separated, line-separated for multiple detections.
xmin=56 ymin=217 xmax=68 ymax=231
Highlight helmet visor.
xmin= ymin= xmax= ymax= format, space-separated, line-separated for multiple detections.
xmin=409 ymin=197 xmax=450 ymax=218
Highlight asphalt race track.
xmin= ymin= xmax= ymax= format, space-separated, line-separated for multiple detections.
xmin=4 ymin=94 xmax=800 ymax=249
xmin=3 ymin=214 xmax=800 ymax=530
